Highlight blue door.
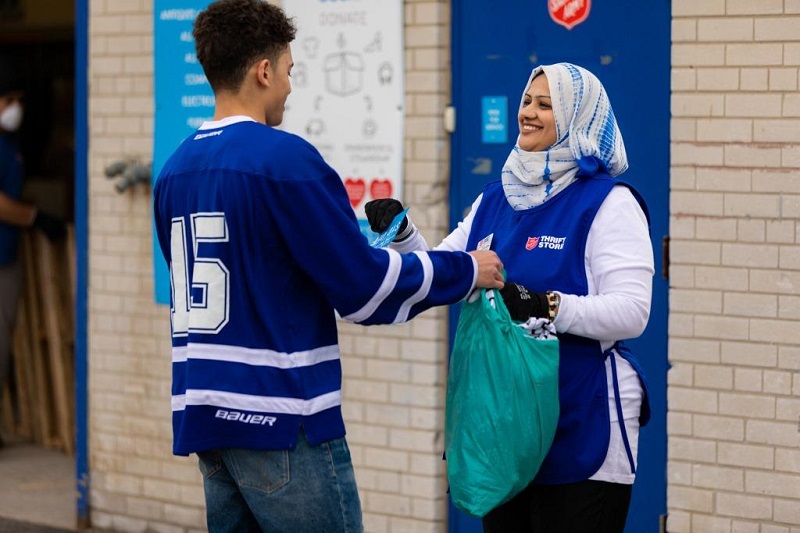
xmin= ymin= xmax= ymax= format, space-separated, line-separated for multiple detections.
xmin=448 ymin=2 xmax=670 ymax=532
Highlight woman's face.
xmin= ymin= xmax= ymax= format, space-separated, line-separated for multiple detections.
xmin=517 ymin=73 xmax=557 ymax=152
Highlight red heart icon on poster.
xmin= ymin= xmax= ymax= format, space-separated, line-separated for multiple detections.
xmin=369 ymin=179 xmax=393 ymax=200
xmin=344 ymin=178 xmax=366 ymax=209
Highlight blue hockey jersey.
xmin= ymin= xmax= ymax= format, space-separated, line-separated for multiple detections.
xmin=154 ymin=117 xmax=479 ymax=456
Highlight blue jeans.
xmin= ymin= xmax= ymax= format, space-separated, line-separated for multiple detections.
xmin=197 ymin=430 xmax=363 ymax=533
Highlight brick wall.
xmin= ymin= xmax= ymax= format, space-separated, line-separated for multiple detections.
xmin=334 ymin=3 xmax=454 ymax=531
xmin=668 ymin=1 xmax=800 ymax=531
xmin=88 ymin=0 xmax=207 ymax=531
xmin=87 ymin=1 xmax=454 ymax=532
xmin=90 ymin=1 xmax=800 ymax=532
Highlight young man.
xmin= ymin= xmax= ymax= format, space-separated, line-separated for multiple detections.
xmin=152 ymin=1 xmax=504 ymax=531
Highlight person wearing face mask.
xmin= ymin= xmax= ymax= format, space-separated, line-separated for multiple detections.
xmin=0 ymin=56 xmax=66 ymax=448
xmin=365 ymin=63 xmax=654 ymax=532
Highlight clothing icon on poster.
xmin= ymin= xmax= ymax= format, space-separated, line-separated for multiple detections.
xmin=324 ymin=52 xmax=364 ymax=96
xmin=378 ymin=62 xmax=393 ymax=85
xmin=363 ymin=32 xmax=382 ymax=53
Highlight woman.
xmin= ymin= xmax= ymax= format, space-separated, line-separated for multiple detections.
xmin=366 ymin=63 xmax=654 ymax=532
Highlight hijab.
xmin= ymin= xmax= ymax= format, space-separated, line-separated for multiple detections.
xmin=501 ymin=62 xmax=627 ymax=210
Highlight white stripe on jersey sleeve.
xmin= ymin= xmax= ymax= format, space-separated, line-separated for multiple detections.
xmin=341 ymin=248 xmax=402 ymax=323
xmin=393 ymin=251 xmax=433 ymax=323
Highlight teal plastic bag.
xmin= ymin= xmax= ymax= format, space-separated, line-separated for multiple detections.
xmin=445 ymin=289 xmax=560 ymax=518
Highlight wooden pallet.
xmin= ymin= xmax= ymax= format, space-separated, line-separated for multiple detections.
xmin=0 ymin=227 xmax=75 ymax=454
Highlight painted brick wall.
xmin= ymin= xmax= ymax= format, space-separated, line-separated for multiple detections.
xmin=336 ymin=2 xmax=454 ymax=531
xmin=87 ymin=1 xmax=454 ymax=532
xmin=86 ymin=1 xmax=800 ymax=532
xmin=668 ymin=1 xmax=800 ymax=531
xmin=87 ymin=0 xmax=207 ymax=530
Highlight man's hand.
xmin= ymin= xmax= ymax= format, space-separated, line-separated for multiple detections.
xmin=365 ymin=198 xmax=407 ymax=234
xmin=469 ymin=250 xmax=504 ymax=289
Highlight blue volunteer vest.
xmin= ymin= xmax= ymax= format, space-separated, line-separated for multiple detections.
xmin=467 ymin=172 xmax=650 ymax=484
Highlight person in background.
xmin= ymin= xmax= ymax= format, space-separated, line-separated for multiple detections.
xmin=152 ymin=1 xmax=504 ymax=532
xmin=366 ymin=62 xmax=654 ymax=533
xmin=0 ymin=56 xmax=66 ymax=448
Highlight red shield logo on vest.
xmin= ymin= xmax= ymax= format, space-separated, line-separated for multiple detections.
xmin=548 ymin=0 xmax=591 ymax=30
xmin=526 ymin=237 xmax=539 ymax=250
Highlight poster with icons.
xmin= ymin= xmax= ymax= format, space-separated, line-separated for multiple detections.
xmin=281 ymin=0 xmax=405 ymax=238
xmin=152 ymin=0 xmax=214 ymax=305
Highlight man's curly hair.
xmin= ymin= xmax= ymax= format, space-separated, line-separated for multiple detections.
xmin=193 ymin=0 xmax=297 ymax=93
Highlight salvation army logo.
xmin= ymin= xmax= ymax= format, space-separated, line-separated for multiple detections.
xmin=526 ymin=237 xmax=540 ymax=250
xmin=548 ymin=0 xmax=591 ymax=30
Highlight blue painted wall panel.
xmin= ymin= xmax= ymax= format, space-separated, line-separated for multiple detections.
xmin=450 ymin=2 xmax=670 ymax=531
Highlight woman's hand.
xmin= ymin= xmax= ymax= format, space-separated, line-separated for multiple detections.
xmin=365 ymin=198 xmax=407 ymax=234
xmin=498 ymin=282 xmax=550 ymax=321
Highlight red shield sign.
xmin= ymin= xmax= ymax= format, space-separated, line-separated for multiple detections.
xmin=548 ymin=0 xmax=591 ymax=30
xmin=525 ymin=237 xmax=539 ymax=250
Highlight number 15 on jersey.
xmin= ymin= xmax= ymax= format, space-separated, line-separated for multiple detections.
xmin=170 ymin=212 xmax=231 ymax=337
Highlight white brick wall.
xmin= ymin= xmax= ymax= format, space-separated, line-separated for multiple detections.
xmin=88 ymin=1 xmax=800 ymax=531
xmin=341 ymin=3 xmax=454 ymax=530
xmin=669 ymin=1 xmax=800 ymax=532
xmin=89 ymin=0 xmax=192 ymax=530
xmin=88 ymin=1 xmax=454 ymax=532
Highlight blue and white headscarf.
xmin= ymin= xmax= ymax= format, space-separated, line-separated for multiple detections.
xmin=502 ymin=63 xmax=627 ymax=210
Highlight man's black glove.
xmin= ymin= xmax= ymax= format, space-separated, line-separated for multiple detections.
xmin=364 ymin=198 xmax=407 ymax=234
xmin=32 ymin=210 xmax=67 ymax=242
xmin=498 ymin=282 xmax=549 ymax=321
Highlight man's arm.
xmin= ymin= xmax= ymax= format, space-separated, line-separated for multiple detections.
xmin=0 ymin=192 xmax=67 ymax=241
xmin=0 ymin=191 xmax=36 ymax=227
xmin=266 ymin=138 xmax=503 ymax=325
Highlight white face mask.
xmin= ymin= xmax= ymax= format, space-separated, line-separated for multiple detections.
xmin=0 ymin=101 xmax=23 ymax=132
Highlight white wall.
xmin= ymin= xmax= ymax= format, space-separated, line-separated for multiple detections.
xmin=668 ymin=0 xmax=800 ymax=531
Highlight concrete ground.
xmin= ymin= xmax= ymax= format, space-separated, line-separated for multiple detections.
xmin=0 ymin=519 xmax=72 ymax=533
xmin=0 ymin=436 xmax=75 ymax=532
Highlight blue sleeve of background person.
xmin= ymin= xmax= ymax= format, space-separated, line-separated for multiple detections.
xmin=262 ymin=136 xmax=477 ymax=325
xmin=0 ymin=139 xmax=8 ymax=181
xmin=0 ymin=137 xmax=17 ymax=191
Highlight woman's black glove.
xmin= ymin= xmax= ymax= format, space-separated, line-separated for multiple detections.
xmin=364 ymin=198 xmax=407 ymax=234
xmin=498 ymin=282 xmax=549 ymax=321
xmin=32 ymin=210 xmax=67 ymax=242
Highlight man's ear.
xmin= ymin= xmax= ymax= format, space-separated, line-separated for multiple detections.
xmin=255 ymin=58 xmax=271 ymax=88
